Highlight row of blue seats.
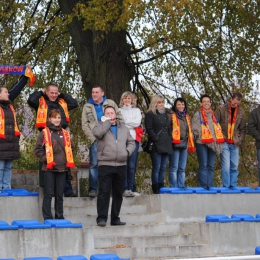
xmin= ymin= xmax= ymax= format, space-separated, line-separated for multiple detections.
xmin=0 ymin=219 xmax=82 ymax=229
xmin=0 ymin=254 xmax=129 ymax=260
xmin=0 ymin=189 xmax=38 ymax=197
xmin=160 ymin=186 xmax=260 ymax=194
xmin=206 ymin=214 xmax=260 ymax=222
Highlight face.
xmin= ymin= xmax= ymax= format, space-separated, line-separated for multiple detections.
xmin=123 ymin=95 xmax=132 ymax=106
xmin=201 ymin=97 xmax=211 ymax=110
xmin=231 ymin=97 xmax=241 ymax=108
xmin=105 ymin=107 xmax=116 ymax=125
xmin=176 ymin=101 xmax=185 ymax=112
xmin=92 ymin=87 xmax=104 ymax=104
xmin=46 ymin=85 xmax=59 ymax=101
xmin=48 ymin=114 xmax=61 ymax=126
xmin=0 ymin=88 xmax=9 ymax=101
xmin=156 ymin=99 xmax=165 ymax=110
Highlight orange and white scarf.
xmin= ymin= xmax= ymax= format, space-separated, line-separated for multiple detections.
xmin=200 ymin=107 xmax=224 ymax=144
xmin=0 ymin=105 xmax=21 ymax=138
xmin=226 ymin=101 xmax=238 ymax=144
xmin=42 ymin=127 xmax=75 ymax=170
xmin=36 ymin=96 xmax=70 ymax=128
xmin=172 ymin=113 xmax=195 ymax=152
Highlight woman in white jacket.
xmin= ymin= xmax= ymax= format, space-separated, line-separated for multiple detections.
xmin=119 ymin=92 xmax=142 ymax=196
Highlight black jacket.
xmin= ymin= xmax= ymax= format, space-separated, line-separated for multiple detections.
xmin=145 ymin=111 xmax=172 ymax=154
xmin=34 ymin=122 xmax=69 ymax=172
xmin=0 ymin=75 xmax=29 ymax=160
xmin=248 ymin=105 xmax=260 ymax=149
xmin=27 ymin=91 xmax=78 ymax=129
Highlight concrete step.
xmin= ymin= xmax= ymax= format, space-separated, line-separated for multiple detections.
xmin=90 ymin=243 xmax=210 ymax=259
xmin=65 ymin=212 xmax=167 ymax=226
xmin=63 ymin=203 xmax=148 ymax=216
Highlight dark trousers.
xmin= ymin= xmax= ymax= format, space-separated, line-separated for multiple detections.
xmin=42 ymin=171 xmax=66 ymax=220
xmin=97 ymin=165 xmax=126 ymax=224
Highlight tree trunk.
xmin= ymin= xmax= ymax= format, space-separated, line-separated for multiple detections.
xmin=58 ymin=0 xmax=132 ymax=104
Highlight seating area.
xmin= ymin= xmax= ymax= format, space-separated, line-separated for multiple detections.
xmin=206 ymin=214 xmax=260 ymax=222
xmin=1 ymin=254 xmax=130 ymax=260
xmin=160 ymin=186 xmax=260 ymax=194
xmin=0 ymin=219 xmax=82 ymax=230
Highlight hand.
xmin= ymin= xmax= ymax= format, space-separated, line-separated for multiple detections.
xmin=42 ymin=88 xmax=46 ymax=94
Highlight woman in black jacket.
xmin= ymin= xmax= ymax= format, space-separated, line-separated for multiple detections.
xmin=34 ymin=109 xmax=75 ymax=220
xmin=0 ymin=76 xmax=28 ymax=193
xmin=145 ymin=95 xmax=172 ymax=194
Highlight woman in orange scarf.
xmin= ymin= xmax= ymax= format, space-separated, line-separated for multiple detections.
xmin=34 ymin=109 xmax=75 ymax=220
xmin=191 ymin=94 xmax=224 ymax=189
xmin=169 ymin=98 xmax=195 ymax=188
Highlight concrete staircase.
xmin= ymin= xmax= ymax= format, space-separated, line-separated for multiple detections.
xmin=1 ymin=193 xmax=260 ymax=259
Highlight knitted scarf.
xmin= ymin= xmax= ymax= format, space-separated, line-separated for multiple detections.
xmin=226 ymin=100 xmax=238 ymax=144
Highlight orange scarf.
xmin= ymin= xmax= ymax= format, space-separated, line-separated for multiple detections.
xmin=42 ymin=127 xmax=75 ymax=170
xmin=172 ymin=113 xmax=195 ymax=152
xmin=226 ymin=101 xmax=238 ymax=144
xmin=36 ymin=96 xmax=70 ymax=128
xmin=200 ymin=107 xmax=224 ymax=144
xmin=0 ymin=105 xmax=21 ymax=138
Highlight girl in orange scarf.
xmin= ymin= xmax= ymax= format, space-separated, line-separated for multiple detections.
xmin=34 ymin=109 xmax=75 ymax=220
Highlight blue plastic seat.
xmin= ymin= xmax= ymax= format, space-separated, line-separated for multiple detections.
xmin=90 ymin=254 xmax=121 ymax=260
xmin=0 ymin=220 xmax=18 ymax=230
xmin=24 ymin=257 xmax=53 ymax=260
xmin=0 ymin=192 xmax=8 ymax=196
xmin=255 ymin=246 xmax=260 ymax=255
xmin=206 ymin=214 xmax=240 ymax=223
xmin=232 ymin=187 xmax=252 ymax=193
xmin=0 ymin=258 xmax=16 ymax=260
xmin=57 ymin=255 xmax=87 ymax=260
xmin=4 ymin=188 xmax=38 ymax=196
xmin=171 ymin=189 xmax=193 ymax=194
xmin=12 ymin=220 xmax=51 ymax=229
xmin=185 ymin=187 xmax=206 ymax=193
xmin=44 ymin=219 xmax=82 ymax=228
xmin=231 ymin=214 xmax=260 ymax=222
xmin=209 ymin=187 xmax=241 ymax=194
xmin=159 ymin=187 xmax=179 ymax=194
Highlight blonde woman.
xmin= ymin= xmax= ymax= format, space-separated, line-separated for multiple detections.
xmin=145 ymin=95 xmax=172 ymax=194
xmin=119 ymin=91 xmax=142 ymax=196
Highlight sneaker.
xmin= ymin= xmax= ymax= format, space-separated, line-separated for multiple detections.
xmin=132 ymin=191 xmax=140 ymax=196
xmin=88 ymin=192 xmax=97 ymax=197
xmin=123 ymin=190 xmax=129 ymax=197
xmin=127 ymin=190 xmax=135 ymax=197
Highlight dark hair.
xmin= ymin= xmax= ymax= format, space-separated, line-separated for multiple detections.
xmin=48 ymin=109 xmax=61 ymax=118
xmin=46 ymin=83 xmax=59 ymax=90
xmin=104 ymin=106 xmax=116 ymax=113
xmin=92 ymin=85 xmax=104 ymax=92
xmin=200 ymin=94 xmax=212 ymax=103
xmin=232 ymin=92 xmax=242 ymax=100
xmin=172 ymin=97 xmax=187 ymax=112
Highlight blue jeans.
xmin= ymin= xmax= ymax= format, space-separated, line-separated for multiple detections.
xmin=0 ymin=159 xmax=13 ymax=192
xmin=89 ymin=140 xmax=98 ymax=193
xmin=168 ymin=149 xmax=188 ymax=188
xmin=221 ymin=142 xmax=239 ymax=188
xmin=150 ymin=152 xmax=169 ymax=185
xmin=125 ymin=141 xmax=139 ymax=191
xmin=196 ymin=143 xmax=216 ymax=189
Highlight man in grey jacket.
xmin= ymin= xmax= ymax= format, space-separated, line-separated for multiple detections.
xmin=92 ymin=106 xmax=135 ymax=227
xmin=248 ymin=105 xmax=260 ymax=186
xmin=82 ymin=86 xmax=123 ymax=197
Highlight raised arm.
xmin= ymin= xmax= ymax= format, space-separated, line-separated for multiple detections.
xmin=59 ymin=93 xmax=78 ymax=111
xmin=8 ymin=75 xmax=28 ymax=102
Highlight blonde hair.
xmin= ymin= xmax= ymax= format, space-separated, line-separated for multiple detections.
xmin=119 ymin=91 xmax=136 ymax=107
xmin=147 ymin=95 xmax=165 ymax=114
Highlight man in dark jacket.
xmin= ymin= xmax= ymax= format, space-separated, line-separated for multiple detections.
xmin=248 ymin=105 xmax=260 ymax=186
xmin=28 ymin=83 xmax=78 ymax=196
xmin=92 ymin=106 xmax=135 ymax=227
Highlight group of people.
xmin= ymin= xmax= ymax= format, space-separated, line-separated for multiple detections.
xmin=2 ymin=74 xmax=260 ymax=227
xmin=146 ymin=93 xmax=247 ymax=193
